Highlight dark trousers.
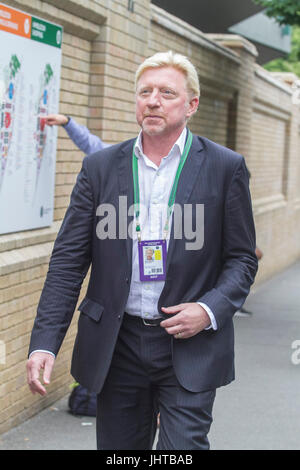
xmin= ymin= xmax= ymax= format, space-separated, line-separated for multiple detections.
xmin=97 ymin=314 xmax=216 ymax=450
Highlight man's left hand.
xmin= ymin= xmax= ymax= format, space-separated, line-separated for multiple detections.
xmin=160 ymin=303 xmax=211 ymax=339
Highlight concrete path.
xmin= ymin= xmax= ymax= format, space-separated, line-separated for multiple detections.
xmin=1 ymin=261 xmax=300 ymax=450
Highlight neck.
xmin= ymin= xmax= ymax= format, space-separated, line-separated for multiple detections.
xmin=142 ymin=127 xmax=185 ymax=166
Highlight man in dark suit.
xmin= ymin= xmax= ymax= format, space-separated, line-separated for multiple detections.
xmin=27 ymin=51 xmax=258 ymax=450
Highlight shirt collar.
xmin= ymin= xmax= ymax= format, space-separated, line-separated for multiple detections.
xmin=134 ymin=127 xmax=187 ymax=161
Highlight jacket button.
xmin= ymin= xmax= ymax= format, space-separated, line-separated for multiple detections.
xmin=125 ymin=278 xmax=129 ymax=283
xmin=118 ymin=315 xmax=121 ymax=320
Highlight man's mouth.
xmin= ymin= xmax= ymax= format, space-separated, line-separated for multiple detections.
xmin=144 ymin=115 xmax=163 ymax=120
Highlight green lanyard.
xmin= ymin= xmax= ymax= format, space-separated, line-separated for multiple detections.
xmin=132 ymin=128 xmax=193 ymax=242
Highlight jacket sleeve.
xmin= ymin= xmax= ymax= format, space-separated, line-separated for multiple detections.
xmin=64 ymin=118 xmax=110 ymax=155
xmin=28 ymin=157 xmax=94 ymax=356
xmin=198 ymin=157 xmax=258 ymax=330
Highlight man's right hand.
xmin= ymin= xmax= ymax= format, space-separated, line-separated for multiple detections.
xmin=44 ymin=114 xmax=68 ymax=126
xmin=26 ymin=352 xmax=55 ymax=396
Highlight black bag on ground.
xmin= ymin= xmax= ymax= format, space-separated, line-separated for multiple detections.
xmin=68 ymin=384 xmax=97 ymax=417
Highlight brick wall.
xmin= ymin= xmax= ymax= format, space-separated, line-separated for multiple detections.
xmin=249 ymin=67 xmax=300 ymax=280
xmin=0 ymin=0 xmax=299 ymax=433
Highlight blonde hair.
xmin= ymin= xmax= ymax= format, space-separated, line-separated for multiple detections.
xmin=135 ymin=51 xmax=200 ymax=98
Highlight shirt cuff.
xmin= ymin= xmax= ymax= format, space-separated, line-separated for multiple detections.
xmin=29 ymin=350 xmax=56 ymax=359
xmin=62 ymin=116 xmax=71 ymax=128
xmin=197 ymin=302 xmax=218 ymax=330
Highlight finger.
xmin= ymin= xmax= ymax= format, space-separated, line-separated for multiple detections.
xmin=161 ymin=309 xmax=184 ymax=328
xmin=174 ymin=331 xmax=185 ymax=339
xmin=160 ymin=316 xmax=180 ymax=328
xmin=30 ymin=378 xmax=47 ymax=396
xmin=43 ymin=357 xmax=54 ymax=385
xmin=161 ymin=311 xmax=184 ymax=329
xmin=161 ymin=304 xmax=183 ymax=315
xmin=27 ymin=362 xmax=47 ymax=396
xmin=45 ymin=119 xmax=55 ymax=126
xmin=164 ymin=324 xmax=183 ymax=336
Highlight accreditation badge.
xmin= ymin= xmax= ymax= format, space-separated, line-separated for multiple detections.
xmin=138 ymin=240 xmax=167 ymax=281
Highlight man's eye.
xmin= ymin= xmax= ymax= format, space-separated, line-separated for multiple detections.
xmin=140 ymin=89 xmax=151 ymax=95
xmin=162 ymin=89 xmax=175 ymax=96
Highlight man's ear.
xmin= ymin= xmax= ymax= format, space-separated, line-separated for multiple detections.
xmin=186 ymin=96 xmax=199 ymax=119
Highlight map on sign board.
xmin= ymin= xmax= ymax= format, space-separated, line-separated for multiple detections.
xmin=0 ymin=2 xmax=62 ymax=234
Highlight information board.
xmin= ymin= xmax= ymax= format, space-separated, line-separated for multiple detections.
xmin=0 ymin=2 xmax=62 ymax=234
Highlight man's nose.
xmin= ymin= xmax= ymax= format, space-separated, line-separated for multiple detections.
xmin=147 ymin=90 xmax=160 ymax=107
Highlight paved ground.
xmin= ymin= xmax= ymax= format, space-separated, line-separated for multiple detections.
xmin=1 ymin=261 xmax=300 ymax=450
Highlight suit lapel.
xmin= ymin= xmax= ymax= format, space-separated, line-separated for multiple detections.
xmin=165 ymin=134 xmax=205 ymax=273
xmin=118 ymin=139 xmax=135 ymax=271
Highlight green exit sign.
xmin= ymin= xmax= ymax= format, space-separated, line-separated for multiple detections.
xmin=31 ymin=16 xmax=62 ymax=48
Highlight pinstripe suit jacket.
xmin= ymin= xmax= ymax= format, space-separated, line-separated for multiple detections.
xmin=29 ymin=133 xmax=258 ymax=393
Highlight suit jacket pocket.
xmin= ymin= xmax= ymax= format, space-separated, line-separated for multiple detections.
xmin=77 ymin=297 xmax=104 ymax=322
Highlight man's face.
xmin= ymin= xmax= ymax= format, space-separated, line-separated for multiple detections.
xmin=135 ymin=66 xmax=198 ymax=139
xmin=146 ymin=248 xmax=154 ymax=260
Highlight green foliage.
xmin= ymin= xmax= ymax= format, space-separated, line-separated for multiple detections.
xmin=263 ymin=26 xmax=300 ymax=77
xmin=253 ymin=0 xmax=300 ymax=26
